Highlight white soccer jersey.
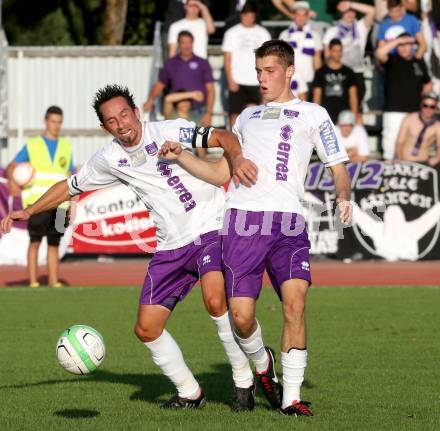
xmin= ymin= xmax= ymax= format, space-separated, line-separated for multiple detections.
xmin=67 ymin=119 xmax=225 ymax=251
xmin=227 ymin=98 xmax=349 ymax=213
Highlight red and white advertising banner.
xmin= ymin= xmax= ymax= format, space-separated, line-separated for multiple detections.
xmin=70 ymin=184 xmax=156 ymax=254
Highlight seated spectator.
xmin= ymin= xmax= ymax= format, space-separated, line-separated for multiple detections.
xmin=312 ymin=38 xmax=359 ymax=123
xmin=395 ymin=92 xmax=440 ymax=164
xmin=323 ymin=1 xmax=375 ymax=107
xmin=222 ymin=1 xmax=271 ymax=127
xmin=335 ymin=110 xmax=370 ymax=162
xmin=167 ymin=0 xmax=215 ymax=59
xmin=163 ymin=90 xmax=205 ymax=119
xmin=376 ymin=33 xmax=432 ymax=160
xmin=377 ymin=0 xmax=426 ymax=59
xmin=144 ymin=31 xmax=215 ymax=127
xmin=279 ymin=1 xmax=322 ymax=97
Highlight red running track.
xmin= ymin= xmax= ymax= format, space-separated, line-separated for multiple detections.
xmin=0 ymin=259 xmax=439 ymax=287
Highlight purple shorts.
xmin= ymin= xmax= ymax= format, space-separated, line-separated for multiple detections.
xmin=140 ymin=230 xmax=222 ymax=310
xmin=222 ymin=209 xmax=311 ymax=300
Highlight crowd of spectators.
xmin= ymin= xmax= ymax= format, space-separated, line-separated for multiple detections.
xmin=148 ymin=0 xmax=440 ymax=164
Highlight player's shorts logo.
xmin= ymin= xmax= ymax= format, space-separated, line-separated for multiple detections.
xmin=179 ymin=127 xmax=194 ymax=144
xmin=203 ymin=255 xmax=211 ymax=265
xmin=301 ymin=261 xmax=310 ymax=271
xmin=319 ymin=120 xmax=339 ymax=156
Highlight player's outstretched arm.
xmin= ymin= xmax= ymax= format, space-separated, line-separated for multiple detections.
xmin=208 ymin=129 xmax=258 ymax=187
xmin=329 ymin=163 xmax=352 ymax=224
xmin=159 ymin=141 xmax=230 ymax=187
xmin=0 ymin=180 xmax=70 ymax=234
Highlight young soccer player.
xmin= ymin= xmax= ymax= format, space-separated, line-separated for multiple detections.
xmin=161 ymin=40 xmax=352 ymax=416
xmin=0 ymin=85 xmax=259 ymax=411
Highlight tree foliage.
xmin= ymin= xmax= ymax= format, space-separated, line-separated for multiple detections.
xmin=3 ymin=0 xmax=156 ymax=46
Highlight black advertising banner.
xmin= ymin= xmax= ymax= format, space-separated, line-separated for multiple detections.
xmin=304 ymin=161 xmax=440 ymax=261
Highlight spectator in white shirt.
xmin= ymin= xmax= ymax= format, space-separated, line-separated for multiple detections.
xmin=222 ymin=1 xmax=271 ymax=127
xmin=279 ymin=1 xmax=322 ymax=98
xmin=167 ymin=0 xmax=215 ymax=59
xmin=335 ymin=110 xmax=370 ymax=162
xmin=323 ymin=1 xmax=375 ymax=107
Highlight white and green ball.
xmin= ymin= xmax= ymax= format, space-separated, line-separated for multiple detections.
xmin=56 ymin=325 xmax=105 ymax=375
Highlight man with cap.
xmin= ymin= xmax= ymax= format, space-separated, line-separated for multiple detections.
xmin=376 ymin=33 xmax=432 ymax=160
xmin=279 ymin=1 xmax=322 ymax=98
xmin=395 ymin=92 xmax=440 ymax=164
xmin=335 ymin=110 xmax=370 ymax=162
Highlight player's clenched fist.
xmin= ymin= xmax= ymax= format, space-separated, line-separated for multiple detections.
xmin=0 ymin=209 xmax=31 ymax=234
xmin=232 ymin=155 xmax=258 ymax=187
xmin=159 ymin=141 xmax=183 ymax=160
xmin=336 ymin=199 xmax=352 ymax=225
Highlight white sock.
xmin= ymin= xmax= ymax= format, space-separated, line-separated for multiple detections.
xmin=144 ymin=329 xmax=200 ymax=399
xmin=235 ymin=321 xmax=269 ymax=374
xmin=210 ymin=312 xmax=254 ymax=388
xmin=281 ymin=349 xmax=307 ymax=408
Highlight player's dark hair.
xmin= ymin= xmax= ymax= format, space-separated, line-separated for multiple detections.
xmin=45 ymin=105 xmax=63 ymax=119
xmin=255 ymin=39 xmax=295 ymax=68
xmin=329 ymin=38 xmax=342 ymax=49
xmin=241 ymin=1 xmax=259 ymax=14
xmin=387 ymin=0 xmax=402 ymax=8
xmin=93 ymin=84 xmax=136 ymax=123
xmin=178 ymin=30 xmax=194 ymax=42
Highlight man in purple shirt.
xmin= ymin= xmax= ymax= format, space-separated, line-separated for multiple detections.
xmin=144 ymin=30 xmax=215 ymax=127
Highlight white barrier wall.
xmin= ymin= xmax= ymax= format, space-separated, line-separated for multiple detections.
xmin=4 ymin=46 xmax=153 ymax=165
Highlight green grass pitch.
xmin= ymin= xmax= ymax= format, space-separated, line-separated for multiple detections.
xmin=0 ymin=285 xmax=439 ymax=431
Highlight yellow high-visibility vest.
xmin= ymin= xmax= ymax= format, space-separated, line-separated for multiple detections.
xmin=21 ymin=135 xmax=72 ymax=209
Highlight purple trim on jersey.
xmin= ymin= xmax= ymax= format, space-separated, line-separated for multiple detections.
xmin=222 ymin=209 xmax=311 ymax=300
xmin=140 ymin=230 xmax=221 ymax=310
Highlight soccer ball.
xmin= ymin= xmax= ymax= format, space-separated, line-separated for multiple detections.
xmin=12 ymin=162 xmax=35 ymax=186
xmin=56 ymin=324 xmax=105 ymax=375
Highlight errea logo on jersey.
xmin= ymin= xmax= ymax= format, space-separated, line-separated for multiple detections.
xmin=179 ymin=127 xmax=194 ymax=144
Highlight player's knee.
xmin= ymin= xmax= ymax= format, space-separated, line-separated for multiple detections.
xmin=231 ymin=310 xmax=254 ymax=337
xmin=134 ymin=322 xmax=162 ymax=343
xmin=204 ymin=295 xmax=227 ymax=317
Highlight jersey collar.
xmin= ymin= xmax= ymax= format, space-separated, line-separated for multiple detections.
xmin=265 ymin=98 xmax=302 ymax=107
